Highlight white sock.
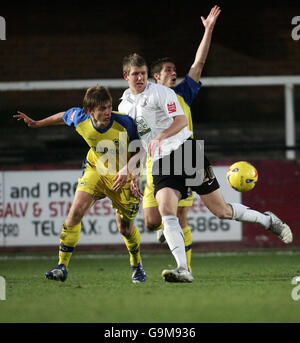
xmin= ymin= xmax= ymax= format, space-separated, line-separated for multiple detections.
xmin=162 ymin=215 xmax=188 ymax=270
xmin=229 ymin=203 xmax=271 ymax=228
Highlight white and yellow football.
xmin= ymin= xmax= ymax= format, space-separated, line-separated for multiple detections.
xmin=226 ymin=161 xmax=258 ymax=192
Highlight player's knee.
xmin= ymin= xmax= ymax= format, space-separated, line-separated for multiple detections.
xmin=118 ymin=224 xmax=131 ymax=238
xmin=66 ymin=206 xmax=85 ymax=225
xmin=144 ymin=216 xmax=161 ymax=231
xmin=144 ymin=208 xmax=162 ymax=231
xmin=146 ymin=221 xmax=161 ymax=231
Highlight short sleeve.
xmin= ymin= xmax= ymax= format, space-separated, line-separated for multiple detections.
xmin=112 ymin=112 xmax=139 ymax=142
xmin=156 ymin=84 xmax=185 ymax=118
xmin=174 ymin=75 xmax=201 ymax=107
xmin=63 ymin=107 xmax=89 ymax=127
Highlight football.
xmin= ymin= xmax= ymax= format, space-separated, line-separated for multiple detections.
xmin=226 ymin=161 xmax=258 ymax=192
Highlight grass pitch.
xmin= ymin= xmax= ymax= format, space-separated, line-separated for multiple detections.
xmin=0 ymin=250 xmax=299 ymax=323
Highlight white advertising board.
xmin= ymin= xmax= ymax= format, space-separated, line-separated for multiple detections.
xmin=0 ymin=167 xmax=241 ymax=247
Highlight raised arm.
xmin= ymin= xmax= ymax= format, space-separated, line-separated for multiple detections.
xmin=188 ymin=5 xmax=221 ymax=82
xmin=13 ymin=111 xmax=66 ymax=128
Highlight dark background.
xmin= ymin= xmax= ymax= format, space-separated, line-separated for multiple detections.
xmin=0 ymin=0 xmax=299 ymax=165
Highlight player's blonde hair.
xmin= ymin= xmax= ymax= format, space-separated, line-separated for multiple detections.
xmin=122 ymin=53 xmax=148 ymax=74
xmin=83 ymin=86 xmax=112 ymax=111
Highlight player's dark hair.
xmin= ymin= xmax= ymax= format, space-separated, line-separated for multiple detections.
xmin=122 ymin=53 xmax=148 ymax=74
xmin=83 ymin=86 xmax=112 ymax=112
xmin=150 ymin=57 xmax=176 ymax=79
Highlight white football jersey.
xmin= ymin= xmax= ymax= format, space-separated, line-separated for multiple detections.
xmin=119 ymin=81 xmax=192 ymax=162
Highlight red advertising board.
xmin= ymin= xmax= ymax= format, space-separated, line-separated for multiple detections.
xmin=0 ymin=160 xmax=299 ymax=250
xmin=242 ymin=160 xmax=300 ymax=247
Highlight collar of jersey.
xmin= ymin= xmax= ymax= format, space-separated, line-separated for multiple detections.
xmin=121 ymin=81 xmax=152 ymax=100
xmin=89 ymin=113 xmax=114 ymax=133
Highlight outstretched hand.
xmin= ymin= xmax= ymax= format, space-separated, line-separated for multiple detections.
xmin=201 ymin=5 xmax=221 ymax=31
xmin=13 ymin=111 xmax=38 ymax=128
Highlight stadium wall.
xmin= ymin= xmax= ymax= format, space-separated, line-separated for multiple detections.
xmin=0 ymin=160 xmax=299 ymax=252
xmin=1 ymin=2 xmax=300 ymax=125
xmin=1 ymin=2 xmax=299 ymax=167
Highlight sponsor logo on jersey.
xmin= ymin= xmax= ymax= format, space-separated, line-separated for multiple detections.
xmin=167 ymin=102 xmax=177 ymax=113
xmin=70 ymin=110 xmax=76 ymax=121
xmin=113 ymin=138 xmax=120 ymax=146
xmin=136 ymin=117 xmax=151 ymax=136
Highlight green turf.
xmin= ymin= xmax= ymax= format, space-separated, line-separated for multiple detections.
xmin=0 ymin=251 xmax=299 ymax=323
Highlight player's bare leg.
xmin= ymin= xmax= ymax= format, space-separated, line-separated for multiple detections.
xmin=200 ymin=189 xmax=233 ymax=219
xmin=116 ymin=213 xmax=146 ymax=283
xmin=200 ymin=188 xmax=292 ymax=243
xmin=65 ymin=191 xmax=96 ymax=226
xmin=144 ymin=206 xmax=162 ymax=231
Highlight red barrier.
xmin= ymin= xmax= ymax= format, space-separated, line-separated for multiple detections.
xmin=0 ymin=160 xmax=299 ymax=251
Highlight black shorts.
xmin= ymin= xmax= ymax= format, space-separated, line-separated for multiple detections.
xmin=152 ymin=138 xmax=220 ymax=199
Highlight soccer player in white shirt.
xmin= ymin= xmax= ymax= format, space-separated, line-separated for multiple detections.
xmin=119 ymin=53 xmax=201 ymax=282
xmin=145 ymin=5 xmax=221 ymax=273
xmin=119 ymin=53 xmax=293 ymax=283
